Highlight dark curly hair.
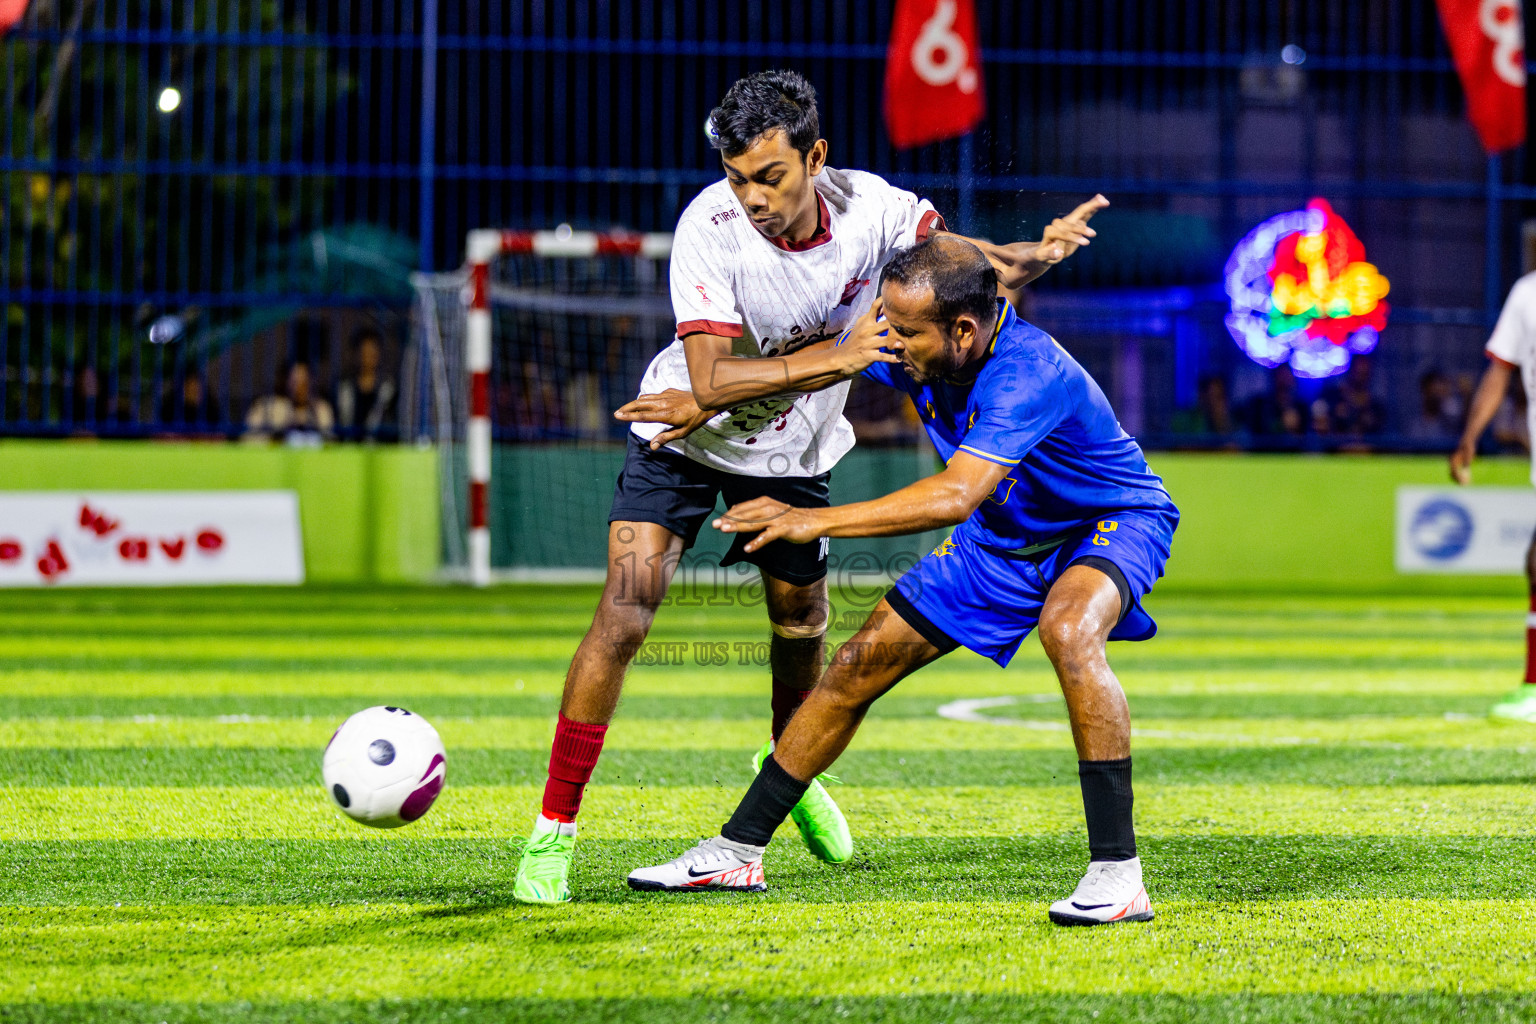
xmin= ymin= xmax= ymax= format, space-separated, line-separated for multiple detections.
xmin=707 ymin=69 xmax=821 ymax=159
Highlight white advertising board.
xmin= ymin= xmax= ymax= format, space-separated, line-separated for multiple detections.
xmin=1396 ymin=486 xmax=1536 ymax=574
xmin=0 ymin=492 xmax=304 ymax=586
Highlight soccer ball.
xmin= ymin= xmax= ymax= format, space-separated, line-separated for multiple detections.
xmin=322 ymin=706 xmax=447 ymax=828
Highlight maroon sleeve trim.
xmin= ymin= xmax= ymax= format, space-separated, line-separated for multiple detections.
xmin=1486 ymin=350 xmax=1519 ymax=369
xmin=915 ymin=209 xmax=946 ymax=242
xmin=677 ymin=318 xmax=744 ymax=339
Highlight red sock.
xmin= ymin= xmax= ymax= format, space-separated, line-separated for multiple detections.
xmin=1525 ymin=592 xmax=1536 ymax=684
xmin=771 ymin=682 xmax=813 ymax=741
xmin=541 ymin=713 xmax=608 ymax=822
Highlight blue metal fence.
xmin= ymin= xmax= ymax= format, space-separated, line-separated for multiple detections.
xmin=1 ymin=0 xmax=1528 ymax=445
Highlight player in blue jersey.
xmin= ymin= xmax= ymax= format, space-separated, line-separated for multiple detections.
xmin=625 ymin=235 xmax=1178 ymax=926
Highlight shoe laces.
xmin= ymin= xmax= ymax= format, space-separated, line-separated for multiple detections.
xmin=1072 ymin=861 xmax=1127 ymax=904
xmin=673 ymin=838 xmax=739 ymax=872
xmin=517 ymin=829 xmax=571 ymax=883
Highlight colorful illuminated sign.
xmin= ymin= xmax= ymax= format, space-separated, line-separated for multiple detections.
xmin=1224 ymin=198 xmax=1390 ymax=378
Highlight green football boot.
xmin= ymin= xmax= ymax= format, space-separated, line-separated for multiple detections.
xmin=753 ymin=740 xmax=853 ymax=864
xmin=512 ymin=816 xmax=577 ymax=904
xmin=1490 ymin=685 xmax=1536 ymax=724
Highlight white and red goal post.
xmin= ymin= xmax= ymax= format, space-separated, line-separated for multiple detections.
xmin=459 ymin=228 xmax=673 ymax=586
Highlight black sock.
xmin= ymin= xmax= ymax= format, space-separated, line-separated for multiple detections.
xmin=1078 ymin=757 xmax=1136 ymax=861
xmin=721 ymin=754 xmax=810 ymax=847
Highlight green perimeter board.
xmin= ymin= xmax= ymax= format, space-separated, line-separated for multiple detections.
xmin=0 ymin=441 xmax=438 ymax=583
xmin=1153 ymin=453 xmax=1532 ymax=589
xmin=489 ymin=443 xmax=948 ymax=572
xmin=3 ymin=441 xmax=1532 ymax=588
xmin=491 ymin=445 xmax=1535 ymax=588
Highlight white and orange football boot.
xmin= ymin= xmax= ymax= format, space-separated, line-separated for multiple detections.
xmin=1048 ymin=857 xmax=1154 ymax=926
xmin=626 ymin=837 xmax=767 ymax=893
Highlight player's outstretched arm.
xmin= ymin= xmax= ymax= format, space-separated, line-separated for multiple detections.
xmin=942 ymin=194 xmax=1109 ymax=292
xmin=1451 ymin=359 xmax=1513 ymax=485
xmin=714 ymin=452 xmax=1012 ymax=552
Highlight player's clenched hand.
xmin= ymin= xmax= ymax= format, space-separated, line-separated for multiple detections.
xmin=831 ymin=297 xmax=901 ymax=376
xmin=713 ymin=497 xmax=826 ymax=552
xmin=1030 ymin=194 xmax=1108 ymax=266
xmin=613 ymin=389 xmax=714 ymax=450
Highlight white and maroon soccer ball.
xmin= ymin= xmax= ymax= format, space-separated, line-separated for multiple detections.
xmin=322 ymin=706 xmax=447 ymax=828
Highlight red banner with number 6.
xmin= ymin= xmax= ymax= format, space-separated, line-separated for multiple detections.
xmin=883 ymin=0 xmax=986 ymax=150
xmin=1436 ymin=0 xmax=1527 ymax=153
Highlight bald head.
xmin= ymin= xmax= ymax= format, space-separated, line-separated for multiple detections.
xmin=878 ymin=235 xmax=998 ymax=332
xmin=877 ymin=236 xmax=1001 ymax=385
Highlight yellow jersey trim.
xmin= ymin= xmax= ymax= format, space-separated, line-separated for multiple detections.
xmin=956 ymin=444 xmax=1020 ymax=467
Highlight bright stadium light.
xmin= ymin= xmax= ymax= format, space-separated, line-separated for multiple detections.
xmin=1281 ymin=44 xmax=1307 ymax=65
xmin=157 ymin=87 xmax=181 ymax=113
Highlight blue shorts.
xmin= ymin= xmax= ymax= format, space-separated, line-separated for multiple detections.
xmin=886 ymin=511 xmax=1176 ymax=667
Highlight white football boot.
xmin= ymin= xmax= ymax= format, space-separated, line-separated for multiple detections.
xmin=1048 ymin=857 xmax=1154 ymax=926
xmin=626 ymin=836 xmax=767 ymax=892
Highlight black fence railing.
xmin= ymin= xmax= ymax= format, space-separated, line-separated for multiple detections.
xmin=1 ymin=0 xmax=1528 ymax=447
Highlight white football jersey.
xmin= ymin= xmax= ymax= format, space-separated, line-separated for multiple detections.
xmin=631 ymin=167 xmax=944 ymax=477
xmin=1485 ymin=271 xmax=1536 ymax=485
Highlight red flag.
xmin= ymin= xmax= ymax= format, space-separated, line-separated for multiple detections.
xmin=1436 ymin=0 xmax=1526 ymax=152
xmin=0 ymin=1 xmax=28 ymax=35
xmin=884 ymin=0 xmax=986 ymax=150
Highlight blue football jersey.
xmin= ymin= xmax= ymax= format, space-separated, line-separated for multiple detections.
xmin=855 ymin=299 xmax=1178 ymax=550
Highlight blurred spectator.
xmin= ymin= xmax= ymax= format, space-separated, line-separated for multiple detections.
xmin=564 ymin=373 xmax=605 ymax=440
xmin=335 ymin=327 xmax=397 ymax=440
xmin=603 ymin=315 xmax=641 ymax=440
xmin=1454 ymin=371 xmax=1477 ymax=424
xmin=244 ymin=361 xmax=334 ymax=445
xmin=601 ymin=315 xmax=679 ymax=440
xmin=69 ymin=363 xmax=136 ymax=432
xmin=564 ymin=322 xmax=607 ymax=441
xmin=1491 ymin=372 xmax=1531 ymax=453
xmin=515 ymin=358 xmax=563 ymax=434
xmin=1172 ymin=374 xmax=1234 ymax=437
xmin=1243 ymin=364 xmax=1309 ymax=438
xmin=498 ymin=329 xmax=564 ymax=436
xmin=1319 ymin=355 xmax=1385 ymax=440
xmin=72 ymin=365 xmax=109 ymax=427
xmin=159 ymin=373 xmax=223 ymax=431
xmin=1406 ymin=369 xmax=1461 ymax=444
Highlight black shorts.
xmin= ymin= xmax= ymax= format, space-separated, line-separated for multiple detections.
xmin=609 ymin=434 xmax=831 ymax=586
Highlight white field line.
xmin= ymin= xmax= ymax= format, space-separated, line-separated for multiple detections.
xmin=936 ymin=695 xmax=1331 ymax=746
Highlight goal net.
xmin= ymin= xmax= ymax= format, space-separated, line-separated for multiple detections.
xmin=407 ymin=228 xmax=943 ymax=586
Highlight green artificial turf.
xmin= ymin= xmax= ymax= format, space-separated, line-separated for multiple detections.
xmin=2 ymin=583 xmax=1535 ymax=1021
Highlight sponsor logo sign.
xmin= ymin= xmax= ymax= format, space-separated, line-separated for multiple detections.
xmin=1396 ymin=486 xmax=1536 ymax=573
xmin=0 ymin=491 xmax=304 ymax=586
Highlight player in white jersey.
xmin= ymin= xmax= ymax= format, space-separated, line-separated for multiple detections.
xmin=629 ymin=156 xmax=963 ymax=478
xmin=512 ymin=69 xmax=1104 ymax=903
xmin=1452 ymin=271 xmax=1536 ymax=724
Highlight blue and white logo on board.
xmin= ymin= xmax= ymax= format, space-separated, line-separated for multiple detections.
xmin=1408 ymin=499 xmax=1474 ymax=561
xmin=1396 ymin=486 xmax=1536 ymax=574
